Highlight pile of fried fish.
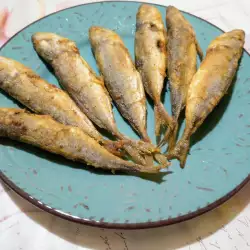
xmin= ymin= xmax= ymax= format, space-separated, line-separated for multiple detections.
xmin=0 ymin=5 xmax=245 ymax=174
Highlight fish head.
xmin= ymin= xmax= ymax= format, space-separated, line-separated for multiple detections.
xmin=32 ymin=32 xmax=79 ymax=62
xmin=89 ymin=26 xmax=122 ymax=48
xmin=136 ymin=4 xmax=164 ymax=31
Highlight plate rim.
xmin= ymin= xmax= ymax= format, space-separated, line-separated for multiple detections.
xmin=0 ymin=0 xmax=249 ymax=229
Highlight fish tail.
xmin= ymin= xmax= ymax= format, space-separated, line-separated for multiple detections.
xmin=157 ymin=118 xmax=176 ymax=148
xmin=144 ymin=154 xmax=154 ymax=166
xmin=154 ymin=102 xmax=173 ymax=137
xmin=122 ymin=144 xmax=146 ymax=165
xmin=102 ymin=140 xmax=126 ymax=157
xmin=159 ymin=122 xmax=178 ymax=151
xmin=153 ymin=153 xmax=171 ymax=167
xmin=166 ymin=136 xmax=190 ymax=168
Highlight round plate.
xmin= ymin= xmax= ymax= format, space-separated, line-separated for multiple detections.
xmin=0 ymin=1 xmax=250 ymax=229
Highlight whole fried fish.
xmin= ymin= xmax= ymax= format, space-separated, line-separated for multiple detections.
xmin=167 ymin=29 xmax=245 ymax=168
xmin=0 ymin=108 xmax=163 ymax=173
xmin=89 ymin=26 xmax=150 ymax=143
xmin=135 ymin=4 xmax=172 ymax=137
xmin=159 ymin=6 xmax=203 ymax=150
xmin=0 ymin=56 xmax=123 ymax=156
xmin=32 ymin=32 xmax=166 ymax=166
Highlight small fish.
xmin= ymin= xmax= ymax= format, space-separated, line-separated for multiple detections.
xmin=0 ymin=108 xmax=163 ymax=173
xmin=167 ymin=29 xmax=245 ymax=168
xmin=89 ymin=26 xmax=150 ymax=142
xmin=0 ymin=56 xmax=123 ymax=156
xmin=135 ymin=4 xmax=172 ymax=138
xmin=32 ymin=32 xmax=166 ymax=166
xmin=159 ymin=6 xmax=203 ymax=150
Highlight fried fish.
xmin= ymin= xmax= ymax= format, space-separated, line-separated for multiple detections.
xmin=159 ymin=6 xmax=203 ymax=150
xmin=167 ymin=29 xmax=245 ymax=168
xmin=135 ymin=4 xmax=172 ymax=137
xmin=0 ymin=108 xmax=163 ymax=173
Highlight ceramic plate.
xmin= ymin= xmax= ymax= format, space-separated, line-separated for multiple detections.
xmin=0 ymin=1 xmax=250 ymax=229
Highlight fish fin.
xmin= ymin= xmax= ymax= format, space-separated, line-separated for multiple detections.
xmin=154 ymin=102 xmax=173 ymax=137
xmin=103 ymin=140 xmax=126 ymax=157
xmin=121 ymin=137 xmax=160 ymax=155
xmin=158 ymin=119 xmax=176 ymax=148
xmin=144 ymin=154 xmax=154 ymax=166
xmin=166 ymin=137 xmax=190 ymax=168
xmin=123 ymin=144 xmax=146 ymax=165
xmin=167 ymin=125 xmax=178 ymax=152
xmin=195 ymin=38 xmax=203 ymax=60
xmin=154 ymin=105 xmax=164 ymax=137
xmin=153 ymin=153 xmax=171 ymax=167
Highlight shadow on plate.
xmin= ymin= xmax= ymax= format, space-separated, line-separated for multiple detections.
xmin=2 ymin=179 xmax=250 ymax=250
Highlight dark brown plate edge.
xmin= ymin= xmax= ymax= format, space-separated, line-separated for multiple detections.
xmin=0 ymin=0 xmax=249 ymax=230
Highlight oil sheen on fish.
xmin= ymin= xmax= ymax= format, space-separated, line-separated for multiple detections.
xmin=0 ymin=108 xmax=163 ymax=173
xmin=89 ymin=26 xmax=151 ymax=143
xmin=32 ymin=32 xmax=166 ymax=166
xmin=135 ymin=4 xmax=172 ymax=138
xmin=167 ymin=29 xmax=245 ymax=168
xmin=159 ymin=6 xmax=203 ymax=150
xmin=0 ymin=56 xmax=123 ymax=155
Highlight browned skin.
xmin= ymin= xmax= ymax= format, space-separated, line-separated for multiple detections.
xmin=135 ymin=4 xmax=172 ymax=137
xmin=32 ymin=33 xmax=167 ymax=166
xmin=88 ymin=27 xmax=169 ymax=166
xmin=167 ymin=29 xmax=245 ymax=168
xmin=159 ymin=6 xmax=203 ymax=150
xmin=0 ymin=56 xmax=125 ymax=156
xmin=89 ymin=26 xmax=150 ymax=142
xmin=0 ymin=108 xmax=164 ymax=173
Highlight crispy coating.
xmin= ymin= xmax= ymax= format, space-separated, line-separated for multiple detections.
xmin=159 ymin=6 xmax=203 ymax=150
xmin=89 ymin=26 xmax=150 ymax=142
xmin=32 ymin=32 xmax=118 ymax=134
xmin=135 ymin=4 xmax=172 ymax=137
xmin=0 ymin=108 xmax=163 ymax=173
xmin=0 ymin=56 xmax=102 ymax=142
xmin=32 ymin=32 xmax=167 ymax=166
xmin=167 ymin=29 xmax=245 ymax=168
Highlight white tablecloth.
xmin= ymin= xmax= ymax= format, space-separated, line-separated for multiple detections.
xmin=1 ymin=0 xmax=250 ymax=249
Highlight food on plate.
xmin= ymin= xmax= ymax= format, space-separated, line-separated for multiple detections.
xmin=89 ymin=26 xmax=150 ymax=143
xmin=0 ymin=56 xmax=124 ymax=156
xmin=32 ymin=32 xmax=167 ymax=166
xmin=0 ymin=108 xmax=164 ymax=173
xmin=135 ymin=4 xmax=172 ymax=137
xmin=159 ymin=6 xmax=203 ymax=151
xmin=167 ymin=29 xmax=245 ymax=168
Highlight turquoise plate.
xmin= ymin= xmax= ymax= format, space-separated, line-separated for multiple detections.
xmin=0 ymin=1 xmax=250 ymax=229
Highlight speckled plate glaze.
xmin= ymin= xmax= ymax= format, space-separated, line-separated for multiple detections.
xmin=0 ymin=1 xmax=250 ymax=229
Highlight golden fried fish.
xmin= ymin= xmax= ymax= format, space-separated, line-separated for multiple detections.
xmin=159 ymin=6 xmax=203 ymax=150
xmin=89 ymin=26 xmax=151 ymax=142
xmin=0 ymin=108 xmax=163 ymax=173
xmin=32 ymin=32 xmax=167 ymax=166
xmin=135 ymin=4 xmax=172 ymax=137
xmin=0 ymin=56 xmax=123 ymax=156
xmin=167 ymin=29 xmax=245 ymax=168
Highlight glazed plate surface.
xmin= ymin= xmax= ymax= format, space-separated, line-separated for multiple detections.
xmin=0 ymin=1 xmax=250 ymax=228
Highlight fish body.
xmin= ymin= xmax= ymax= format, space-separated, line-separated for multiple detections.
xmin=167 ymin=29 xmax=245 ymax=168
xmin=89 ymin=26 xmax=150 ymax=142
xmin=135 ymin=4 xmax=172 ymax=137
xmin=160 ymin=6 xmax=203 ymax=150
xmin=32 ymin=32 xmax=118 ymax=135
xmin=0 ymin=108 xmax=162 ymax=173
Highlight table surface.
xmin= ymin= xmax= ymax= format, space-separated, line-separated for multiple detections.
xmin=1 ymin=0 xmax=250 ymax=249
